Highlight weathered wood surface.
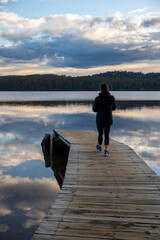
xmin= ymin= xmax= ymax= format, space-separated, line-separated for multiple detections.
xmin=32 ymin=130 xmax=160 ymax=240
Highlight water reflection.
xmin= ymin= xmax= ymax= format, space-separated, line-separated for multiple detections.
xmin=0 ymin=175 xmax=59 ymax=240
xmin=112 ymin=105 xmax=160 ymax=174
xmin=0 ymin=104 xmax=60 ymax=240
xmin=0 ymin=100 xmax=160 ymax=239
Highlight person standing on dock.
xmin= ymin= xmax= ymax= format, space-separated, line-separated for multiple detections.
xmin=92 ymin=82 xmax=116 ymax=156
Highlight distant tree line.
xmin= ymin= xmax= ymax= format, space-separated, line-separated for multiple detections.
xmin=0 ymin=71 xmax=160 ymax=91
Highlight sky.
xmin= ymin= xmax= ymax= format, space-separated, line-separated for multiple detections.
xmin=0 ymin=0 xmax=160 ymax=76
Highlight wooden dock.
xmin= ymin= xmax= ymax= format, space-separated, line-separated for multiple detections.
xmin=32 ymin=130 xmax=160 ymax=240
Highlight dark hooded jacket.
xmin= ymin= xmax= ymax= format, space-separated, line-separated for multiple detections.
xmin=92 ymin=91 xmax=116 ymax=125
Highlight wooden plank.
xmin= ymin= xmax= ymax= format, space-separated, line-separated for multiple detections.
xmin=32 ymin=130 xmax=160 ymax=240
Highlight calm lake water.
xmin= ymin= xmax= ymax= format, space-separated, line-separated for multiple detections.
xmin=0 ymin=91 xmax=160 ymax=101
xmin=0 ymin=91 xmax=160 ymax=239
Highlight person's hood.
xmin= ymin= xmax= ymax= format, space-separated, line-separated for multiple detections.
xmin=99 ymin=91 xmax=110 ymax=98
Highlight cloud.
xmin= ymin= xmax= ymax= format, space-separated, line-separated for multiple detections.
xmin=0 ymin=203 xmax=11 ymax=216
xmin=0 ymin=224 xmax=9 ymax=232
xmin=0 ymin=11 xmax=45 ymax=29
xmin=0 ymin=0 xmax=17 ymax=3
xmin=0 ymin=143 xmax=43 ymax=167
xmin=0 ymin=174 xmax=59 ymax=229
xmin=0 ymin=35 xmax=159 ymax=69
xmin=0 ymin=0 xmax=9 ymax=2
xmin=115 ymin=107 xmax=160 ymax=122
xmin=112 ymin=112 xmax=160 ymax=171
xmin=129 ymin=8 xmax=148 ymax=14
xmin=141 ymin=15 xmax=160 ymax=28
xmin=0 ymin=11 xmax=160 ymax=73
xmin=1 ymin=29 xmax=35 ymax=41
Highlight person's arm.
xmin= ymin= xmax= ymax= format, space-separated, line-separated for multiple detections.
xmin=112 ymin=96 xmax=116 ymax=111
xmin=92 ymin=97 xmax=99 ymax=112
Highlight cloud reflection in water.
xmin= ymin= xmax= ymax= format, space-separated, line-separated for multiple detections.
xmin=0 ymin=104 xmax=61 ymax=240
xmin=0 ymin=101 xmax=160 ymax=239
xmin=112 ymin=105 xmax=160 ymax=175
xmin=0 ymin=175 xmax=59 ymax=239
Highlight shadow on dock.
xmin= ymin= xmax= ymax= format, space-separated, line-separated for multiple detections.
xmin=41 ymin=133 xmax=70 ymax=188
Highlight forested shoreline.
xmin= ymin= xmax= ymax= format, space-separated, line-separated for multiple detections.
xmin=0 ymin=71 xmax=160 ymax=91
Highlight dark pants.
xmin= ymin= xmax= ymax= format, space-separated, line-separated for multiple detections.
xmin=97 ymin=123 xmax=111 ymax=146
